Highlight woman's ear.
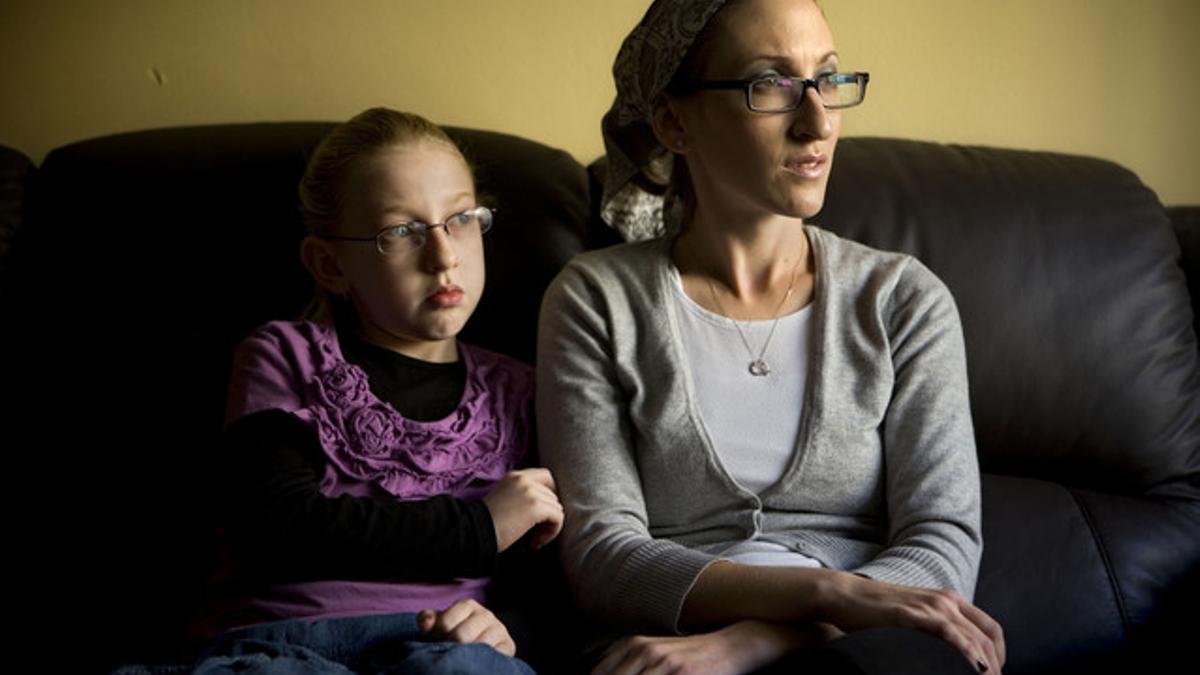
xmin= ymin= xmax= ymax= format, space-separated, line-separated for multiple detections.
xmin=651 ymin=96 xmax=689 ymax=154
xmin=300 ymin=235 xmax=350 ymax=296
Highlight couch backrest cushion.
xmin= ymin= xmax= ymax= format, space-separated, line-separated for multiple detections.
xmin=810 ymin=137 xmax=1199 ymax=497
xmin=1168 ymin=206 xmax=1200 ymax=344
xmin=0 ymin=145 xmax=34 ymax=300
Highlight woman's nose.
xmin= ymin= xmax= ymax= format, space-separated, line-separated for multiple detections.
xmin=420 ymin=226 xmax=460 ymax=272
xmin=791 ymin=87 xmax=834 ymax=140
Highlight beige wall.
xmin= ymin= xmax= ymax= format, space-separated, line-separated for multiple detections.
xmin=2 ymin=0 xmax=1197 ymax=204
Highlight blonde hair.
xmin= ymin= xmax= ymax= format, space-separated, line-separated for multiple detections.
xmin=297 ymin=108 xmax=471 ymax=322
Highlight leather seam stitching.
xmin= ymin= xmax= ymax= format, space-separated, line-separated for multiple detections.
xmin=1068 ymin=488 xmax=1132 ymax=632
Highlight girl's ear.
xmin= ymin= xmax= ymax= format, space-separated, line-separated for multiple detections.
xmin=300 ymin=235 xmax=350 ymax=296
xmin=651 ymin=95 xmax=689 ymax=154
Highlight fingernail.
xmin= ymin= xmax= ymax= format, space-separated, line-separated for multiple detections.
xmin=976 ymin=659 xmax=989 ymax=673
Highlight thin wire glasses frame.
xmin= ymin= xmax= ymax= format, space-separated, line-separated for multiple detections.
xmin=678 ymin=71 xmax=870 ymax=112
xmin=319 ymin=205 xmax=495 ymax=257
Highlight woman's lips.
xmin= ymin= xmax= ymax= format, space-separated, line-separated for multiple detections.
xmin=783 ymin=155 xmax=826 ymax=179
xmin=427 ymin=285 xmax=464 ymax=307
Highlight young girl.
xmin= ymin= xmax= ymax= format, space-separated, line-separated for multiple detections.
xmin=184 ymin=107 xmax=561 ymax=674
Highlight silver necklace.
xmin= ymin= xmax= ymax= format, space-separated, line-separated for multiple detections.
xmin=705 ymin=260 xmax=800 ymax=377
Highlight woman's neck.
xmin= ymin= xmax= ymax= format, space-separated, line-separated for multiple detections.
xmin=672 ymin=209 xmax=813 ymax=317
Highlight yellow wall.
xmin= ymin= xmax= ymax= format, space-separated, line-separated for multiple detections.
xmin=2 ymin=0 xmax=1197 ymax=204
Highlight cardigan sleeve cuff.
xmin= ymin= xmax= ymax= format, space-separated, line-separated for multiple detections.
xmin=851 ymin=545 xmax=977 ymax=599
xmin=607 ymin=540 xmax=725 ymax=633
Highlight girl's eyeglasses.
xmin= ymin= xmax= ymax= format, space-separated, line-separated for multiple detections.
xmin=321 ymin=206 xmax=495 ymax=257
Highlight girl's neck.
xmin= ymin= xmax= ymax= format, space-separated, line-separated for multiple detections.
xmin=339 ymin=308 xmax=458 ymax=364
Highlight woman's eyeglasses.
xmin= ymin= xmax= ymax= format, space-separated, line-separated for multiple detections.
xmin=677 ymin=71 xmax=869 ymax=112
xmin=321 ymin=206 xmax=495 ymax=257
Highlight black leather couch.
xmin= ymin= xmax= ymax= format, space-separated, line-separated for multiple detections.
xmin=2 ymin=125 xmax=1196 ymax=675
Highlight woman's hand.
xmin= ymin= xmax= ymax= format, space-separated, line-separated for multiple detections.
xmin=417 ymin=598 xmax=517 ymax=657
xmin=592 ymin=620 xmax=838 ymax=675
xmin=682 ymin=563 xmax=1004 ymax=674
xmin=483 ymin=468 xmax=564 ymax=552
xmin=828 ymin=574 xmax=1006 ymax=674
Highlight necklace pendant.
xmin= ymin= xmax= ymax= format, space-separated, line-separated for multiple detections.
xmin=748 ymin=359 xmax=770 ymax=377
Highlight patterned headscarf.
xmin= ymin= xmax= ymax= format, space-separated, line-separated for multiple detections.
xmin=601 ymin=0 xmax=730 ymax=241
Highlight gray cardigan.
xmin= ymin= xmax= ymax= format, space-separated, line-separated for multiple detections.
xmin=536 ymin=226 xmax=981 ymax=632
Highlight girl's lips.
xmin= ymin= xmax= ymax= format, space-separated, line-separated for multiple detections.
xmin=427 ymin=286 xmax=464 ymax=308
xmin=783 ymin=155 xmax=826 ymax=179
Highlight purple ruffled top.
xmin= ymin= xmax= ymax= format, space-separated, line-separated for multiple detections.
xmin=196 ymin=320 xmax=533 ymax=636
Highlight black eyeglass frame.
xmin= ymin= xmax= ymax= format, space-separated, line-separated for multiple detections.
xmin=676 ymin=71 xmax=870 ymax=112
xmin=318 ymin=205 xmax=495 ymax=257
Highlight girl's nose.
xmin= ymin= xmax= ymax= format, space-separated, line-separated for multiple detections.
xmin=421 ymin=226 xmax=460 ymax=272
xmin=791 ymin=87 xmax=834 ymax=140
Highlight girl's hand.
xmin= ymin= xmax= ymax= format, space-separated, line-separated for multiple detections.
xmin=417 ymin=598 xmax=517 ymax=657
xmin=592 ymin=620 xmax=837 ymax=675
xmin=829 ymin=574 xmax=1006 ymax=674
xmin=483 ymin=468 xmax=564 ymax=552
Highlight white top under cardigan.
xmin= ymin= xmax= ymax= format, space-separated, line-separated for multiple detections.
xmin=669 ymin=265 xmax=826 ymax=570
xmin=668 ymin=263 xmax=815 ymax=495
xmin=536 ymin=226 xmax=982 ymax=633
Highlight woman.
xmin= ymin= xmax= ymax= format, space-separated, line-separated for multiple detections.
xmin=537 ymin=1 xmax=1005 ymax=673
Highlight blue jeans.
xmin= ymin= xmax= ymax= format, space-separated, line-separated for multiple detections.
xmin=112 ymin=613 xmax=537 ymax=675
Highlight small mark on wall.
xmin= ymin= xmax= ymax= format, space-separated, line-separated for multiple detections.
xmin=148 ymin=66 xmax=168 ymax=86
